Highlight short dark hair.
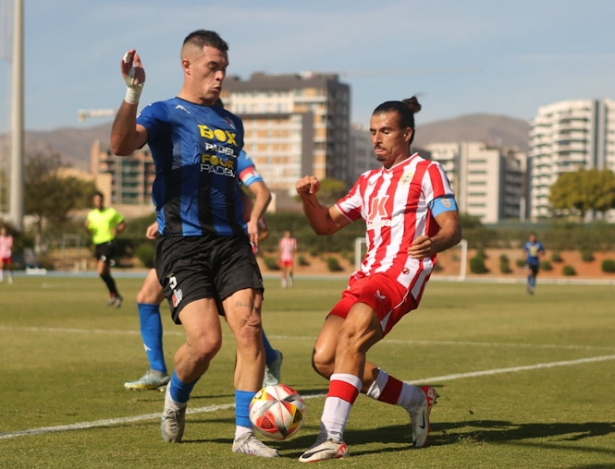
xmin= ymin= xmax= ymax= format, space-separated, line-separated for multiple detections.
xmin=372 ymin=96 xmax=422 ymax=145
xmin=93 ymin=191 xmax=104 ymax=199
xmin=183 ymin=30 xmax=229 ymax=52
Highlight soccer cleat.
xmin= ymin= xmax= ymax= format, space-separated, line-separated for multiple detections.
xmin=107 ymin=295 xmax=117 ymax=306
xmin=124 ymin=371 xmax=170 ymax=391
xmin=409 ymin=385 xmax=439 ymax=448
xmin=262 ymin=350 xmax=283 ymax=387
xmin=299 ymin=437 xmax=348 ymax=463
xmin=113 ymin=295 xmax=123 ymax=308
xmin=232 ymin=432 xmax=279 ymax=458
xmin=161 ymin=385 xmax=186 ymax=443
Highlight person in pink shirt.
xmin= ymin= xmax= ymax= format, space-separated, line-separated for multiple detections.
xmin=278 ymin=230 xmax=297 ymax=288
xmin=0 ymin=226 xmax=14 ymax=284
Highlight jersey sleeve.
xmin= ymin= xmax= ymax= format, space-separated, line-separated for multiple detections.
xmin=422 ymin=161 xmax=455 ymax=205
xmin=237 ymin=151 xmax=264 ymax=187
xmin=136 ymin=102 xmax=171 ymax=142
xmin=111 ymin=208 xmax=124 ymax=226
xmin=335 ymin=176 xmax=365 ymax=222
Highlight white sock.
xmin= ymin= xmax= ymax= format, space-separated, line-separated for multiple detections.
xmin=234 ymin=425 xmax=252 ymax=440
xmin=320 ymin=373 xmax=362 ymax=442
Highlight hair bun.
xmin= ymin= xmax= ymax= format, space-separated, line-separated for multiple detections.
xmin=403 ymin=96 xmax=421 ymax=114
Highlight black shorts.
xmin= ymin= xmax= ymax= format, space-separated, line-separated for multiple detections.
xmin=528 ymin=263 xmax=539 ymax=276
xmin=155 ymin=234 xmax=264 ymax=324
xmin=94 ymin=241 xmax=116 ymax=264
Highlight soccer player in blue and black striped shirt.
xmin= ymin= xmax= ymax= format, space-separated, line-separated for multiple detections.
xmin=111 ymin=30 xmax=278 ymax=458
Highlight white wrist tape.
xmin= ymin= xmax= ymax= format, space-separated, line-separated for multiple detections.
xmin=123 ymin=52 xmax=144 ymax=104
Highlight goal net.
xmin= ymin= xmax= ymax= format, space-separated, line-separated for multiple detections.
xmin=354 ymin=238 xmax=468 ymax=281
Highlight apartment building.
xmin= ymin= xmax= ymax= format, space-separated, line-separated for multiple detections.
xmin=426 ymin=141 xmax=526 ymax=223
xmin=348 ymin=124 xmax=380 ymax=184
xmin=529 ymin=99 xmax=615 ymax=220
xmin=222 ymin=72 xmax=351 ymax=193
xmin=90 ymin=140 xmax=155 ymax=207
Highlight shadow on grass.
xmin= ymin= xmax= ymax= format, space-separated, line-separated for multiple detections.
xmin=184 ymin=418 xmax=615 ymax=460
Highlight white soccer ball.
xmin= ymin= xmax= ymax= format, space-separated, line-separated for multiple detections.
xmin=249 ymin=384 xmax=306 ymax=440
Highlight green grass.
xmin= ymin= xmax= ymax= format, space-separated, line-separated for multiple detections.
xmin=1 ymin=276 xmax=615 ymax=468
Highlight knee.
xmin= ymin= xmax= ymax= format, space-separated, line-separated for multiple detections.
xmin=136 ymin=284 xmax=162 ymax=304
xmin=189 ymin=336 xmax=222 ymax=363
xmin=311 ymin=349 xmax=334 ymax=379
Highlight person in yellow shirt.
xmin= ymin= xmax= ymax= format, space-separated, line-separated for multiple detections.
xmin=85 ymin=191 xmax=126 ymax=307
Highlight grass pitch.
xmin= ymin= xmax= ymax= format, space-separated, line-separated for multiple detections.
xmin=1 ymin=275 xmax=614 ymax=468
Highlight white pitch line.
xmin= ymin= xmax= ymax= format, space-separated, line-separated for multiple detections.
xmin=2 ymin=354 xmax=615 ymax=441
xmin=2 ymin=326 xmax=614 ymax=352
xmin=406 ymin=354 xmax=615 ymax=384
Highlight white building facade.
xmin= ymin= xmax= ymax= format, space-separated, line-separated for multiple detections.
xmin=529 ymin=99 xmax=615 ymax=220
xmin=222 ymin=72 xmax=350 ymax=193
xmin=426 ymin=142 xmax=526 ymax=224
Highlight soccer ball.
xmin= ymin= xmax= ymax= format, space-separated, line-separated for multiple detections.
xmin=249 ymin=384 xmax=306 ymax=440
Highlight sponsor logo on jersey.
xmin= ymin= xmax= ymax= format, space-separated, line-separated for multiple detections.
xmin=197 ymin=124 xmax=237 ymax=146
xmin=204 ymin=142 xmax=237 ymax=157
xmin=200 ymin=154 xmax=235 ymax=177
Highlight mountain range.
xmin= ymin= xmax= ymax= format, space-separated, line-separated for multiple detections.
xmin=0 ymin=113 xmax=530 ymax=171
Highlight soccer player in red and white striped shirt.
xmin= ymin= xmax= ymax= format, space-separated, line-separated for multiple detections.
xmin=296 ymin=97 xmax=462 ymax=463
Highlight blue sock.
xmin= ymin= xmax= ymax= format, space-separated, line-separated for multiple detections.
xmin=262 ymin=330 xmax=277 ymax=366
xmin=169 ymin=371 xmax=198 ymax=404
xmin=531 ymin=276 xmax=536 ymax=288
xmin=235 ymin=390 xmax=256 ymax=428
xmin=138 ymin=303 xmax=167 ymax=374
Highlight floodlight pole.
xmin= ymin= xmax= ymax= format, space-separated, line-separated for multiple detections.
xmin=9 ymin=0 xmax=23 ymax=230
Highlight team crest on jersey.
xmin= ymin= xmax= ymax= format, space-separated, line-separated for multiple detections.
xmin=401 ymin=171 xmax=414 ymax=184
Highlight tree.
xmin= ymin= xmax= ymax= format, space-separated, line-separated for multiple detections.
xmin=549 ymin=168 xmax=615 ymax=220
xmin=25 ymin=152 xmax=97 ymax=239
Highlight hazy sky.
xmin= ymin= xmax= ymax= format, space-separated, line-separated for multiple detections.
xmin=0 ymin=0 xmax=613 ymax=132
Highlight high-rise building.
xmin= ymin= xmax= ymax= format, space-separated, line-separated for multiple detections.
xmin=426 ymin=141 xmax=526 ymax=223
xmin=348 ymin=124 xmax=379 ymax=184
xmin=222 ymin=72 xmax=350 ymax=193
xmin=529 ymin=99 xmax=615 ymax=220
xmin=90 ymin=140 xmax=155 ymax=207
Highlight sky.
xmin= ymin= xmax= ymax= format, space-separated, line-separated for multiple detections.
xmin=0 ymin=0 xmax=613 ymax=132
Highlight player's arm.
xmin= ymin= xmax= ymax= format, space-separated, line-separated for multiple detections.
xmin=115 ymin=219 xmax=127 ymax=234
xmin=145 ymin=221 xmax=159 ymax=240
xmin=296 ymin=175 xmax=351 ymax=235
xmin=258 ymin=219 xmax=269 ymax=242
xmin=110 ymin=50 xmax=149 ymax=156
xmin=408 ymin=196 xmax=462 ymax=259
xmin=245 ymin=181 xmax=272 ymax=247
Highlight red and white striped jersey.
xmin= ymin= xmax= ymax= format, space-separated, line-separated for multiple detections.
xmin=278 ymin=237 xmax=297 ymax=263
xmin=335 ymin=153 xmax=454 ymax=302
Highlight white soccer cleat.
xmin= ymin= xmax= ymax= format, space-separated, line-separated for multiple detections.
xmin=262 ymin=350 xmax=283 ymax=387
xmin=161 ymin=385 xmax=186 ymax=443
xmin=124 ymin=370 xmax=170 ymax=391
xmin=409 ymin=385 xmax=439 ymax=448
xmin=232 ymin=433 xmax=279 ymax=457
xmin=299 ymin=437 xmax=348 ymax=463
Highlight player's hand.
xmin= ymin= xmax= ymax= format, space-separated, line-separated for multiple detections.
xmin=296 ymin=176 xmax=320 ymax=196
xmin=145 ymin=221 xmax=159 ymax=240
xmin=408 ymin=235 xmax=436 ymax=259
xmin=121 ymin=49 xmax=145 ymax=104
xmin=247 ymin=219 xmax=259 ymax=247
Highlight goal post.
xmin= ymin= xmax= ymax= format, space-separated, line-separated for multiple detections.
xmin=354 ymin=237 xmax=468 ymax=281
